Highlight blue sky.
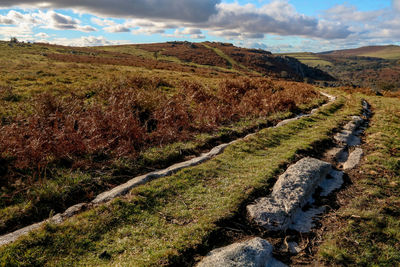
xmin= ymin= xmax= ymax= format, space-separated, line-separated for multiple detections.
xmin=0 ymin=0 xmax=399 ymax=52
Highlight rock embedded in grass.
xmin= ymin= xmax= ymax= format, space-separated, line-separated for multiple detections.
xmin=196 ymin=237 xmax=286 ymax=267
xmin=247 ymin=157 xmax=332 ymax=231
xmin=343 ymin=148 xmax=364 ymax=170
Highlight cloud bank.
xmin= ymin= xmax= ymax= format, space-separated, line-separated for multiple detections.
xmin=0 ymin=0 xmax=399 ymax=51
xmin=0 ymin=0 xmax=220 ymax=23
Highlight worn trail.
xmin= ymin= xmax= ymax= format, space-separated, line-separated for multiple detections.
xmin=196 ymin=99 xmax=371 ymax=266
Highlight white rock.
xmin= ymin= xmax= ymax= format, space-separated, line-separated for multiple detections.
xmin=247 ymin=158 xmax=331 ymax=231
xmin=319 ymin=170 xmax=344 ymax=197
xmin=289 ymin=206 xmax=325 ymax=233
xmin=196 ymin=237 xmax=287 ymax=267
xmin=343 ymin=148 xmax=363 ymax=170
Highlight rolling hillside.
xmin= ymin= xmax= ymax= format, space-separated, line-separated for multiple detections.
xmin=0 ymin=40 xmax=399 ymax=267
xmin=321 ymin=45 xmax=400 ymax=60
xmin=282 ymin=45 xmax=400 ymax=91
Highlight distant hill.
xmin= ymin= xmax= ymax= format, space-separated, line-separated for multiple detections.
xmin=320 ymin=45 xmax=400 ymax=60
xmin=282 ymin=45 xmax=400 ymax=91
xmin=128 ymin=42 xmax=335 ymax=82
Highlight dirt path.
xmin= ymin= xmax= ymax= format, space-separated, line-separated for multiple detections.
xmin=195 ymin=99 xmax=371 ymax=266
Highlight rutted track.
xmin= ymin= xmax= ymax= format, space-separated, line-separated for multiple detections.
xmin=195 ymin=99 xmax=371 ymax=266
xmin=0 ymin=92 xmax=336 ymax=247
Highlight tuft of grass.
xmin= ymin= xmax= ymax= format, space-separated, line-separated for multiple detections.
xmin=0 ymin=94 xmax=362 ymax=266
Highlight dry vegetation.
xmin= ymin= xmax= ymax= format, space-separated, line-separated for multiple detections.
xmin=136 ymin=42 xmax=231 ymax=68
xmin=0 ymin=76 xmax=317 ymax=190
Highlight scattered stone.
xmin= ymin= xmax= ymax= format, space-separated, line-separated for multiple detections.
xmin=0 ymin=221 xmax=44 ymax=246
xmin=325 ymin=147 xmax=348 ymax=163
xmin=343 ymin=148 xmax=363 ymax=171
xmin=50 ymin=213 xmax=63 ymax=224
xmin=288 ymin=242 xmax=302 ymax=254
xmin=275 ymin=117 xmax=299 ymax=127
xmin=247 ymin=158 xmax=332 ymax=231
xmin=289 ymin=206 xmax=326 ymax=233
xmin=319 ymin=170 xmax=344 ymax=197
xmin=62 ymin=203 xmax=87 ymax=218
xmin=334 ymin=115 xmax=365 ymax=147
xmin=196 ymin=237 xmax=286 ymax=267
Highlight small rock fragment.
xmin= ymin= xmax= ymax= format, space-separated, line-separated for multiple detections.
xmin=288 ymin=242 xmax=302 ymax=254
xmin=343 ymin=148 xmax=363 ymax=170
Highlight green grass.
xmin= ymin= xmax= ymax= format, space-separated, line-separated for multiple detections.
xmin=359 ymin=46 xmax=400 ymax=60
xmin=319 ymin=95 xmax=400 ymax=266
xmin=201 ymin=43 xmax=259 ymax=74
xmin=0 ymin=93 xmax=362 ymax=266
xmin=280 ymin=53 xmax=333 ymax=67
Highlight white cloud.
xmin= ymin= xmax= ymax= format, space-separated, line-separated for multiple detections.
xmin=0 ymin=10 xmax=38 ymax=25
xmin=0 ymin=16 xmax=14 ymax=25
xmin=180 ymin=28 xmax=202 ymax=35
xmin=321 ymin=3 xmax=400 ymax=46
xmin=394 ymin=0 xmax=400 ymax=11
xmin=91 ymin=18 xmax=115 ymax=27
xmin=104 ymin=24 xmax=130 ymax=33
xmin=163 ymin=28 xmax=205 ymax=39
xmin=202 ymin=1 xmax=351 ymax=40
xmin=35 ymin=32 xmax=49 ymax=38
xmin=0 ymin=24 xmax=32 ymax=38
xmin=132 ymin=27 xmax=165 ymax=35
xmin=40 ymin=11 xmax=96 ymax=32
xmin=51 ymin=35 xmax=127 ymax=46
xmin=324 ymin=4 xmax=385 ymax=23
xmin=1 ymin=10 xmax=96 ymax=33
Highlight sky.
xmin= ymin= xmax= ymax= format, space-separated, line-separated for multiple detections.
xmin=0 ymin=0 xmax=399 ymax=52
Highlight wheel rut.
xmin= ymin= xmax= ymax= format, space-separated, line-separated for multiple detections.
xmin=194 ymin=99 xmax=372 ymax=267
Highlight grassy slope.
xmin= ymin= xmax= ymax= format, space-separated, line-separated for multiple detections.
xmin=326 ymin=45 xmax=400 ymax=60
xmin=320 ymin=95 xmax=400 ymax=266
xmin=359 ymin=46 xmax=400 ymax=60
xmin=200 ymin=43 xmax=254 ymax=73
xmin=0 ymin=94 xmax=363 ymax=266
xmin=279 ymin=53 xmax=333 ymax=67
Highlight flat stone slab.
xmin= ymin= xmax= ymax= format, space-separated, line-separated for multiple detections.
xmin=319 ymin=170 xmax=344 ymax=197
xmin=289 ymin=206 xmax=326 ymax=233
xmin=0 ymin=221 xmax=44 ymax=246
xmin=334 ymin=116 xmax=364 ymax=146
xmin=275 ymin=117 xmax=299 ymax=127
xmin=247 ymin=157 xmax=332 ymax=231
xmin=325 ymin=147 xmax=349 ymax=163
xmin=197 ymin=237 xmax=286 ymax=267
xmin=334 ymin=133 xmax=361 ymax=146
xmin=343 ymin=148 xmax=363 ymax=170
